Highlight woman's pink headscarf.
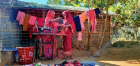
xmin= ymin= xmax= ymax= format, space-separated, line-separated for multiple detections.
xmin=63 ymin=10 xmax=76 ymax=31
xmin=45 ymin=10 xmax=55 ymax=27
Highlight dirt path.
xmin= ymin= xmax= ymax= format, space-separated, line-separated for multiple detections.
xmin=34 ymin=41 xmax=140 ymax=66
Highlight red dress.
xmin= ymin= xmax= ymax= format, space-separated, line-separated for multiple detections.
xmin=63 ymin=28 xmax=73 ymax=56
xmin=62 ymin=10 xmax=76 ymax=56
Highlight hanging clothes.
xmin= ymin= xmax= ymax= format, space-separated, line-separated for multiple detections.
xmin=33 ymin=21 xmax=39 ymax=32
xmin=37 ymin=18 xmax=45 ymax=27
xmin=28 ymin=16 xmax=37 ymax=25
xmin=10 ymin=8 xmax=18 ymax=22
xmin=81 ymin=13 xmax=87 ymax=22
xmin=62 ymin=10 xmax=75 ymax=56
xmin=94 ymin=8 xmax=101 ymax=14
xmin=84 ymin=11 xmax=90 ymax=19
xmin=78 ymin=14 xmax=85 ymax=41
xmin=78 ymin=32 xmax=82 ymax=41
xmin=79 ymin=14 xmax=85 ymax=30
xmin=90 ymin=9 xmax=97 ymax=33
xmin=16 ymin=11 xmax=25 ymax=25
xmin=29 ymin=24 xmax=40 ymax=39
xmin=23 ymin=14 xmax=30 ymax=31
xmin=36 ymin=18 xmax=42 ymax=40
xmin=73 ymin=16 xmax=82 ymax=32
xmin=29 ymin=25 xmax=34 ymax=39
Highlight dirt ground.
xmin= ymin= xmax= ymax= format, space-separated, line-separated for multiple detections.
xmin=34 ymin=41 xmax=140 ymax=66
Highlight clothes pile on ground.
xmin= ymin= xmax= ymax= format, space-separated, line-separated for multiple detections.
xmin=24 ymin=60 xmax=103 ymax=66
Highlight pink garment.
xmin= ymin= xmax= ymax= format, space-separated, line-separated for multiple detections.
xmin=78 ymin=31 xmax=82 ymax=41
xmin=84 ymin=11 xmax=90 ymax=19
xmin=16 ymin=11 xmax=25 ymax=25
xmin=90 ymin=9 xmax=97 ymax=33
xmin=28 ymin=16 xmax=37 ymax=25
xmin=37 ymin=18 xmax=45 ymax=27
xmin=79 ymin=14 xmax=85 ymax=30
xmin=78 ymin=14 xmax=85 ymax=41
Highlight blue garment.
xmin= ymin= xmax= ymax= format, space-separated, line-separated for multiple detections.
xmin=9 ymin=8 xmax=18 ymax=22
xmin=73 ymin=16 xmax=82 ymax=32
xmin=95 ymin=8 xmax=101 ymax=14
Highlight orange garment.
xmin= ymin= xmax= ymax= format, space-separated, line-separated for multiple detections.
xmin=23 ymin=14 xmax=30 ymax=31
xmin=82 ymin=13 xmax=87 ymax=22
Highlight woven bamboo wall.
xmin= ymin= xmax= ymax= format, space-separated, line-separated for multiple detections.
xmin=73 ymin=15 xmax=111 ymax=48
xmin=0 ymin=7 xmax=36 ymax=49
xmin=0 ymin=7 xmax=111 ymax=49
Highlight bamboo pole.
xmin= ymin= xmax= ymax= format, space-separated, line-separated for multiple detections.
xmin=98 ymin=0 xmax=109 ymax=49
xmin=97 ymin=26 xmax=102 ymax=49
xmin=97 ymin=0 xmax=103 ymax=49
xmin=87 ymin=0 xmax=91 ymax=50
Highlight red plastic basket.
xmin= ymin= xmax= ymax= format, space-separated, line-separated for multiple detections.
xmin=17 ymin=47 xmax=35 ymax=64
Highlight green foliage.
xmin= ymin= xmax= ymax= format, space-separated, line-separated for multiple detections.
xmin=111 ymin=41 xmax=125 ymax=47
xmin=47 ymin=0 xmax=61 ymax=5
xmin=46 ymin=0 xmax=105 ymax=8
xmin=110 ymin=0 xmax=140 ymax=41
xmin=130 ymin=41 xmax=138 ymax=45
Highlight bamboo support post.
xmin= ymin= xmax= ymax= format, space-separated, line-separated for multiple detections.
xmin=87 ymin=0 xmax=93 ymax=50
xmin=98 ymin=0 xmax=109 ymax=49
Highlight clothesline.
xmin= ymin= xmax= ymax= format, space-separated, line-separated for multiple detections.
xmin=14 ymin=7 xmax=101 ymax=40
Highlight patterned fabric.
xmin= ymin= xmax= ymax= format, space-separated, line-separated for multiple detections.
xmin=41 ymin=27 xmax=57 ymax=58
xmin=43 ymin=44 xmax=53 ymax=58
xmin=41 ymin=21 xmax=57 ymax=58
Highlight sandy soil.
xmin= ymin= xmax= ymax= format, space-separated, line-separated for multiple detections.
xmin=34 ymin=41 xmax=140 ymax=66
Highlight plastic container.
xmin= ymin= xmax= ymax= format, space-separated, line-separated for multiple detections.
xmin=0 ymin=48 xmax=18 ymax=66
xmin=16 ymin=47 xmax=35 ymax=64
